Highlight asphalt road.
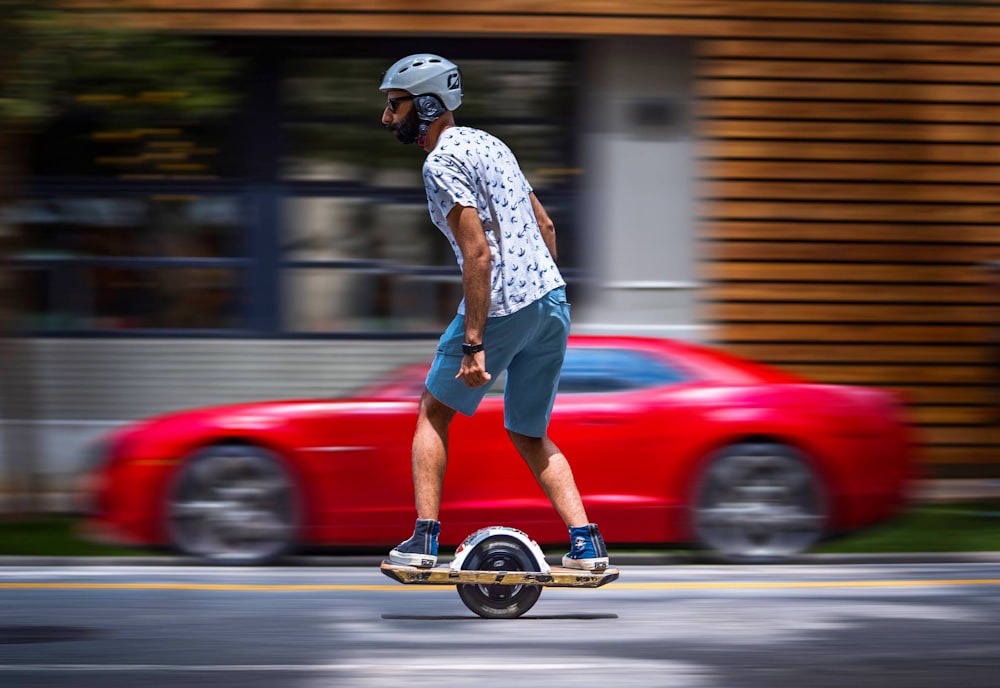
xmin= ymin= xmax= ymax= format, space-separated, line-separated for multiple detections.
xmin=2 ymin=562 xmax=1000 ymax=688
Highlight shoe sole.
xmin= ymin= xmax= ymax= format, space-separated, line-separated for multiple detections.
xmin=389 ymin=549 xmax=437 ymax=568
xmin=561 ymin=556 xmax=610 ymax=571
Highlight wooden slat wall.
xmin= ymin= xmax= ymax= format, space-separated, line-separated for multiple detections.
xmin=695 ymin=11 xmax=1000 ymax=477
xmin=60 ymin=1 xmax=1000 ymax=41
xmin=68 ymin=0 xmax=1000 ymax=474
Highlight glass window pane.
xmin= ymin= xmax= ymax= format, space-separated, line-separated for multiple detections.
xmin=284 ymin=122 xmax=572 ymax=190
xmin=19 ymin=266 xmax=243 ymax=331
xmin=283 ymin=269 xmax=461 ymax=333
xmin=283 ymin=123 xmax=419 ymax=184
xmin=457 ymin=60 xmax=572 ymax=120
xmin=9 ymin=196 xmax=245 ymax=332
xmin=281 ymin=57 xmax=574 ymax=188
xmin=284 ymin=58 xmax=389 ymax=118
xmin=29 ymin=116 xmax=238 ymax=179
xmin=148 ymin=266 xmax=243 ymax=329
xmin=283 ymin=198 xmax=450 ymax=265
xmin=283 ymin=57 xmax=571 ymax=121
xmin=9 ymin=196 xmax=243 ymax=258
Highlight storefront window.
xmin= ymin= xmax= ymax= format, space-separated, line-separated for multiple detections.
xmin=281 ymin=198 xmax=457 ymax=332
xmin=283 ymin=269 xmax=460 ymax=333
xmin=279 ymin=53 xmax=577 ymax=334
xmin=9 ymin=196 xmax=244 ymax=331
xmin=281 ymin=58 xmax=572 ymax=190
xmin=14 ymin=41 xmax=579 ymax=337
xmin=29 ymin=116 xmax=238 ymax=180
xmin=282 ymin=123 xmax=418 ymax=184
xmin=284 ymin=58 xmax=570 ymax=121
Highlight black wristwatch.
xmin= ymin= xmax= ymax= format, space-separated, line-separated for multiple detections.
xmin=462 ymin=342 xmax=485 ymax=356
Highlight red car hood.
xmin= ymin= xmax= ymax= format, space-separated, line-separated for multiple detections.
xmin=143 ymin=397 xmax=411 ymax=426
xmin=104 ymin=397 xmax=416 ymax=461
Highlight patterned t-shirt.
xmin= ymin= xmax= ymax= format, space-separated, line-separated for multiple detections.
xmin=423 ymin=126 xmax=565 ymax=317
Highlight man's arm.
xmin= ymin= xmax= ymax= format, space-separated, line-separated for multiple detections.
xmin=529 ymin=191 xmax=557 ymax=262
xmin=447 ymin=203 xmax=492 ymax=388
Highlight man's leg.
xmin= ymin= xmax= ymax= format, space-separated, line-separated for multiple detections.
xmin=413 ymin=388 xmax=457 ymax=520
xmin=389 ymin=388 xmax=456 ymax=567
xmin=508 ymin=430 xmax=610 ymax=571
xmin=506 ymin=430 xmax=588 ymax=527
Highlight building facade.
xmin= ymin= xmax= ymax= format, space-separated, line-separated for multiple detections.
xmin=5 ymin=1 xmax=1000 ymax=489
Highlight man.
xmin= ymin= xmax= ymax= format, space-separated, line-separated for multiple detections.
xmin=380 ymin=54 xmax=608 ymax=571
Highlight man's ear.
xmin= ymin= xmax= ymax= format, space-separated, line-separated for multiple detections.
xmin=413 ymin=95 xmax=446 ymax=121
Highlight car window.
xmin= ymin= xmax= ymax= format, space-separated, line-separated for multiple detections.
xmin=557 ymin=347 xmax=690 ymax=394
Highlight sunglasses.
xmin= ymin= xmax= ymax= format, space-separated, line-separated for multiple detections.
xmin=385 ymin=95 xmax=414 ymax=113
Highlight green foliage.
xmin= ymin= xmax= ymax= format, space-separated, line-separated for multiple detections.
xmin=0 ymin=515 xmax=150 ymax=557
xmin=815 ymin=501 xmax=1000 ymax=553
xmin=0 ymin=2 xmax=241 ymax=131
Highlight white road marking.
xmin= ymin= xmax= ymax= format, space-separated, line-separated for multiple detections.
xmin=0 ymin=662 xmax=674 ymax=672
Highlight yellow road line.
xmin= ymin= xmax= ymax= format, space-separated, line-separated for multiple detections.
xmin=0 ymin=583 xmax=413 ymax=591
xmin=1 ymin=579 xmax=1000 ymax=592
xmin=611 ymin=579 xmax=1000 ymax=590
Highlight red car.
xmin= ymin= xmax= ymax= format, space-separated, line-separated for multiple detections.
xmin=80 ymin=335 xmax=917 ymax=564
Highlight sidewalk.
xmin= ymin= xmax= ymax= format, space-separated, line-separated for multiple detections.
xmin=912 ymin=479 xmax=1000 ymax=503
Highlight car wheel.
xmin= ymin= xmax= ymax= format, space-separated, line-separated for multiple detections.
xmin=693 ymin=442 xmax=826 ymax=561
xmin=166 ymin=445 xmax=299 ymax=565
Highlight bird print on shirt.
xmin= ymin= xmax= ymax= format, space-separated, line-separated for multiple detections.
xmin=423 ymin=127 xmax=565 ymax=317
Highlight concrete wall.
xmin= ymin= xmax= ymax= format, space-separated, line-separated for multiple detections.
xmin=575 ymin=37 xmax=703 ymax=340
xmin=0 ymin=338 xmax=433 ymax=491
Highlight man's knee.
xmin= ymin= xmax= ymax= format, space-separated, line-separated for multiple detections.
xmin=420 ymin=388 xmax=457 ymax=427
xmin=507 ymin=428 xmax=544 ymax=451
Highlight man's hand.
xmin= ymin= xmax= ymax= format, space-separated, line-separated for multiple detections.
xmin=456 ymin=351 xmax=492 ymax=388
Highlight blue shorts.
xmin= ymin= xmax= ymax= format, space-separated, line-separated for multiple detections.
xmin=425 ymin=286 xmax=570 ymax=438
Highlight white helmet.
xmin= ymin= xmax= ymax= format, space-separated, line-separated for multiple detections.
xmin=379 ymin=53 xmax=463 ymax=112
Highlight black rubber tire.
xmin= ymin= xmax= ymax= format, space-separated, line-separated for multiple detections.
xmin=692 ymin=442 xmax=827 ymax=562
xmin=166 ymin=445 xmax=299 ymax=565
xmin=456 ymin=535 xmax=543 ymax=619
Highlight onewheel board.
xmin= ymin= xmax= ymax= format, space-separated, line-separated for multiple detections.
xmin=380 ymin=561 xmax=620 ymax=587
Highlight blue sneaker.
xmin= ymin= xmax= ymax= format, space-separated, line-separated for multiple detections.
xmin=389 ymin=519 xmax=440 ymax=568
xmin=562 ymin=523 xmax=609 ymax=571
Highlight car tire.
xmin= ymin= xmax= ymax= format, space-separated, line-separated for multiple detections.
xmin=166 ymin=444 xmax=299 ymax=565
xmin=692 ymin=442 xmax=827 ymax=562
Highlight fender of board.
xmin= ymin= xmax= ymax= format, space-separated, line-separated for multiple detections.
xmin=449 ymin=525 xmax=550 ymax=573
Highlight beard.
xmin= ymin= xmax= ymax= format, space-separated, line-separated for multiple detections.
xmin=388 ymin=108 xmax=419 ymax=145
